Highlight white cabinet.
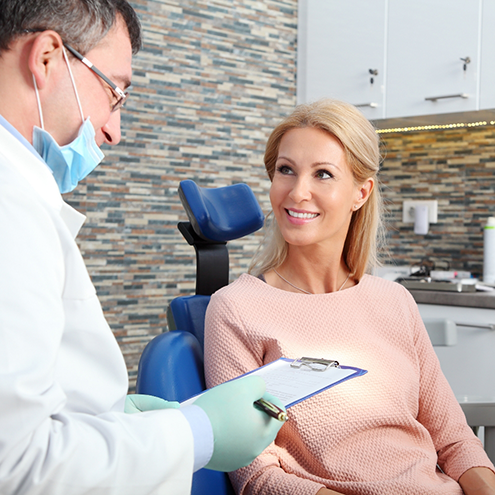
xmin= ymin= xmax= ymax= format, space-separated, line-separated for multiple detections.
xmin=419 ymin=303 xmax=495 ymax=462
xmin=298 ymin=0 xmax=495 ymax=125
xmin=386 ymin=0 xmax=481 ymax=118
xmin=297 ymin=0 xmax=387 ymax=121
xmin=480 ymin=0 xmax=495 ymax=110
xmin=418 ymin=304 xmax=495 ymax=399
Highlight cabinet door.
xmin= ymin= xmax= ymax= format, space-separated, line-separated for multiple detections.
xmin=480 ymin=0 xmax=495 ymax=110
xmin=297 ymin=0 xmax=387 ymax=120
xmin=386 ymin=0 xmax=482 ymax=119
xmin=418 ymin=304 xmax=495 ymax=399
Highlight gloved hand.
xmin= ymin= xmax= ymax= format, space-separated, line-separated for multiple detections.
xmin=194 ymin=375 xmax=286 ymax=472
xmin=125 ymin=394 xmax=180 ymax=414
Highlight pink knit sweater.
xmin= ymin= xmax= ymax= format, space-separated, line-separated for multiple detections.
xmin=204 ymin=273 xmax=494 ymax=495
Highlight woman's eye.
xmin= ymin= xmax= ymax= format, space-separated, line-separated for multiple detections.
xmin=316 ymin=170 xmax=332 ymax=179
xmin=276 ymin=165 xmax=293 ymax=175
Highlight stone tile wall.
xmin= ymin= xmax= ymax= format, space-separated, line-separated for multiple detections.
xmin=66 ymin=0 xmax=297 ymax=389
xmin=380 ymin=126 xmax=495 ymax=276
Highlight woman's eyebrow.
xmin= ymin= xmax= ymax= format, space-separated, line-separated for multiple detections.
xmin=277 ymin=156 xmax=339 ymax=169
xmin=310 ymin=161 xmax=337 ymax=168
xmin=276 ymin=155 xmax=295 ymax=164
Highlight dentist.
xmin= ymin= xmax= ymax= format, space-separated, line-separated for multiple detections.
xmin=0 ymin=1 xmax=284 ymax=494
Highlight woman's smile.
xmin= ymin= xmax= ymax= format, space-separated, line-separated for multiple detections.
xmin=286 ymin=208 xmax=319 ymax=223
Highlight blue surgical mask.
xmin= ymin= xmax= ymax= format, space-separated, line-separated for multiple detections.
xmin=32 ymin=48 xmax=105 ymax=194
xmin=32 ymin=118 xmax=104 ymax=194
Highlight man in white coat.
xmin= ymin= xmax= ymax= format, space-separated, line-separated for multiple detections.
xmin=0 ymin=1 xmax=285 ymax=493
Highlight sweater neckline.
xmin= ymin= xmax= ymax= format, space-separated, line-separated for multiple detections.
xmin=247 ymin=272 xmax=367 ymax=297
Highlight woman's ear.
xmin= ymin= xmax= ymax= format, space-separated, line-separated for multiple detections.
xmin=353 ymin=178 xmax=374 ymax=211
xmin=27 ymin=31 xmax=65 ymax=90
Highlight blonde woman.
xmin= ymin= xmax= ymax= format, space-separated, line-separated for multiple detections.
xmin=204 ymin=99 xmax=495 ymax=495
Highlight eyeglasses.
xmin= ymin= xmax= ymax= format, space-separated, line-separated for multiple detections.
xmin=63 ymin=43 xmax=128 ymax=112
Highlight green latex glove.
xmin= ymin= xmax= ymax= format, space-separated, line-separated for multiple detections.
xmin=125 ymin=394 xmax=180 ymax=414
xmin=194 ymin=375 xmax=286 ymax=472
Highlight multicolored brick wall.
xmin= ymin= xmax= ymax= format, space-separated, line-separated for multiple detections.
xmin=380 ymin=126 xmax=495 ymax=276
xmin=66 ymin=0 xmax=298 ymax=389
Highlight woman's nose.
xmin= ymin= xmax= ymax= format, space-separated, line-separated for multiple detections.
xmin=289 ymin=176 xmax=312 ymax=204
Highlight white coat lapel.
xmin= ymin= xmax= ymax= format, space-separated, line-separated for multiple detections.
xmin=0 ymin=124 xmax=86 ymax=238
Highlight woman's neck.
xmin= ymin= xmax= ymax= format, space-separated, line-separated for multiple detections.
xmin=267 ymin=245 xmax=353 ymax=294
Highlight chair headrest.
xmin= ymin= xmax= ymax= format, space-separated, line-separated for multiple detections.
xmin=179 ymin=180 xmax=265 ymax=242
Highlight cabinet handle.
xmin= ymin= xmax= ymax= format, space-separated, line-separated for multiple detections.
xmin=425 ymin=93 xmax=468 ymax=102
xmin=354 ymin=102 xmax=378 ymax=108
xmin=369 ymin=69 xmax=378 ymax=84
xmin=456 ymin=322 xmax=495 ymax=331
xmin=460 ymin=57 xmax=471 ymax=71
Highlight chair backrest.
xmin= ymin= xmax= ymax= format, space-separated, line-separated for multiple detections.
xmin=136 ymin=180 xmax=264 ymax=495
xmin=167 ymin=295 xmax=211 ymax=351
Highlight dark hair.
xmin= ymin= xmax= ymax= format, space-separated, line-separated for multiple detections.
xmin=0 ymin=0 xmax=141 ymax=55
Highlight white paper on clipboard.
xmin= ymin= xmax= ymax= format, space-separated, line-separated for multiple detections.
xmin=243 ymin=357 xmax=367 ymax=408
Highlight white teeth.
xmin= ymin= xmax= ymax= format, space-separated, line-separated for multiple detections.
xmin=287 ymin=210 xmax=318 ymax=219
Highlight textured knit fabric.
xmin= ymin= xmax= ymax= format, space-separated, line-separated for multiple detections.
xmin=204 ymin=273 xmax=494 ymax=495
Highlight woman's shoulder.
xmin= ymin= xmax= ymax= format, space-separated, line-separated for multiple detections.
xmin=207 ymin=273 xmax=283 ymax=323
xmin=359 ymin=274 xmax=414 ymax=301
xmin=210 ymin=273 xmax=267 ymax=303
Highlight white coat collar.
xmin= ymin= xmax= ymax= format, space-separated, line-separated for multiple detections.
xmin=0 ymin=123 xmax=86 ymax=238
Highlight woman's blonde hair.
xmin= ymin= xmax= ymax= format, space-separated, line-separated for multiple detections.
xmin=249 ymin=98 xmax=384 ymax=280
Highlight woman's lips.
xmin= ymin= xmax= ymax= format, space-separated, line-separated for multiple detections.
xmin=285 ymin=208 xmax=319 ymax=224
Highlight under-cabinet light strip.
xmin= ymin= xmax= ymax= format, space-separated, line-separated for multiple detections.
xmin=376 ymin=120 xmax=494 ymax=134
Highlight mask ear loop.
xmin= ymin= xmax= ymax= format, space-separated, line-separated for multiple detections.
xmin=32 ymin=74 xmax=45 ymax=129
xmin=62 ymin=47 xmax=85 ymax=124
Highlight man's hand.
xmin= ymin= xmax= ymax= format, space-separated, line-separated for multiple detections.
xmin=194 ymin=375 xmax=286 ymax=472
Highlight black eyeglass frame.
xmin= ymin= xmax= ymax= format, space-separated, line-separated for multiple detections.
xmin=63 ymin=42 xmax=128 ymax=112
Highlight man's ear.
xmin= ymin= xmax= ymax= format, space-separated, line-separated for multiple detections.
xmin=27 ymin=31 xmax=65 ymax=90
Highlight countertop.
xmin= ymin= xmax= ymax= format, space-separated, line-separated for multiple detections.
xmin=409 ymin=289 xmax=495 ymax=310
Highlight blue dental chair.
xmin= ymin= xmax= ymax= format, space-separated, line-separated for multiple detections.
xmin=135 ymin=179 xmax=265 ymax=495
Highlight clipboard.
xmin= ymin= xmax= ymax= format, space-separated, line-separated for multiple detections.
xmin=242 ymin=357 xmax=367 ymax=408
xmin=181 ymin=357 xmax=367 ymax=409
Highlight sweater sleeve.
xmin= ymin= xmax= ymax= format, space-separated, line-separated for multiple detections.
xmin=406 ymin=291 xmax=495 ymax=481
xmin=204 ymin=289 xmax=326 ymax=495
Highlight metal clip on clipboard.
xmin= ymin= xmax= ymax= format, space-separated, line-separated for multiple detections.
xmin=290 ymin=357 xmax=340 ymax=372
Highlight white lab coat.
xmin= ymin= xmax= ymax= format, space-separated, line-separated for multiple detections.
xmin=0 ymin=125 xmax=194 ymax=494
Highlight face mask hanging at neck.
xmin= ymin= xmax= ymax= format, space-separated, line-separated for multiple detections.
xmin=32 ymin=48 xmax=104 ymax=194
